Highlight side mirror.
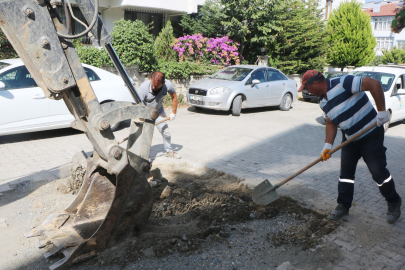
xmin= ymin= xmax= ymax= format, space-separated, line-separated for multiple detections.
xmin=397 ymin=89 xmax=405 ymax=95
xmin=251 ymin=79 xmax=260 ymax=86
xmin=0 ymin=81 xmax=5 ymax=90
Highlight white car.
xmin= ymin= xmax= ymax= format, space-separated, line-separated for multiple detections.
xmin=321 ymin=65 xmax=405 ymax=132
xmin=0 ymin=59 xmax=135 ymax=135
xmin=187 ymin=65 xmax=297 ymax=116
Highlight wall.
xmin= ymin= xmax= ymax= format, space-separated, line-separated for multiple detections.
xmin=101 ymin=65 xmax=209 ymax=96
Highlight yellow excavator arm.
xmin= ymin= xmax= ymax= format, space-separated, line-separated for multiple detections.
xmin=0 ymin=1 xmax=155 ymax=269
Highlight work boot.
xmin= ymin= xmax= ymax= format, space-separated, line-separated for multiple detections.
xmin=165 ymin=150 xmax=181 ymax=159
xmin=387 ymin=197 xmax=402 ymax=224
xmin=328 ymin=204 xmax=349 ymax=221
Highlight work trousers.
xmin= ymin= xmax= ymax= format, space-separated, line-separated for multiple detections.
xmin=338 ymin=126 xmax=400 ymax=209
xmin=155 ymin=111 xmax=172 ymax=153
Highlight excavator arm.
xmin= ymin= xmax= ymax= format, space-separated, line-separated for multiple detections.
xmin=0 ymin=1 xmax=156 ymax=269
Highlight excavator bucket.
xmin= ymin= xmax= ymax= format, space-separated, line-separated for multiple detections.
xmin=24 ymin=152 xmax=153 ymax=270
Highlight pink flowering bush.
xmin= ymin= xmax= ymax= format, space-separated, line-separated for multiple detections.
xmin=171 ymin=34 xmax=240 ymax=66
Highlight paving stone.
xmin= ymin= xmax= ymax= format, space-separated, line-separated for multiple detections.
xmin=333 ymin=240 xmax=357 ymax=252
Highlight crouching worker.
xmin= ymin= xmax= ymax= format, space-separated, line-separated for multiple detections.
xmin=298 ymin=70 xmax=401 ymax=224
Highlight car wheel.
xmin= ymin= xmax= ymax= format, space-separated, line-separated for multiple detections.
xmin=279 ymin=93 xmax=292 ymax=111
xmin=383 ymin=110 xmax=392 ymax=133
xmin=101 ymin=101 xmax=121 ymax=131
xmin=232 ymin=95 xmax=242 ymax=116
xmin=303 ymin=98 xmax=311 ymax=102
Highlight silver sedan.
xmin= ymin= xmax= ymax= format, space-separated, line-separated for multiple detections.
xmin=187 ymin=65 xmax=297 ymax=116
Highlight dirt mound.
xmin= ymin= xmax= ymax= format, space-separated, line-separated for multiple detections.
xmin=56 ymin=164 xmax=86 ymax=195
xmin=77 ymin=163 xmax=342 ymax=268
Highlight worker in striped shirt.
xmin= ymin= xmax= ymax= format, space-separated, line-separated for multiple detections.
xmin=298 ymin=70 xmax=402 ymax=224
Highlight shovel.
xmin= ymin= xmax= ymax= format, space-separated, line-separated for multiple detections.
xmin=252 ymin=122 xmax=378 ymax=205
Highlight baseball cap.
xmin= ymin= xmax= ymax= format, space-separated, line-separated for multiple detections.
xmin=298 ymin=70 xmax=324 ymax=92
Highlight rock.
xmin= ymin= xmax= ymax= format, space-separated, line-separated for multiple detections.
xmin=276 ymin=261 xmax=294 ymax=270
xmin=141 ymin=247 xmax=155 ymax=258
xmin=0 ymin=218 xmax=8 ymax=228
xmin=148 ymin=180 xmax=159 ymax=188
xmin=160 ymin=186 xmax=172 ymax=199
xmin=181 ymin=234 xmax=188 ymax=241
xmin=149 ymin=168 xmax=162 ymax=180
xmin=169 ymin=239 xmax=177 ymax=245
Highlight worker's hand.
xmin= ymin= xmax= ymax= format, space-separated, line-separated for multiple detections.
xmin=377 ymin=111 xmax=389 ymax=127
xmin=321 ymin=143 xmax=332 ymax=162
xmin=169 ymin=113 xmax=176 ymax=121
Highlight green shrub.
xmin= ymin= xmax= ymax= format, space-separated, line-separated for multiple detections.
xmin=158 ymin=60 xmax=219 ymax=79
xmin=75 ymin=44 xmax=110 ymax=68
xmin=366 ymin=55 xmax=383 ymax=66
xmin=382 ymin=47 xmax=405 ymax=64
xmin=155 ymin=21 xmax=177 ymax=61
xmin=110 ymin=19 xmax=157 ymax=72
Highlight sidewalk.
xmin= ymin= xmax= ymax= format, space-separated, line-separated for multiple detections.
xmin=1 ymin=100 xmax=405 ymax=269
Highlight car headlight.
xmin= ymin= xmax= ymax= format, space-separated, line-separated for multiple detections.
xmin=209 ymin=87 xmax=230 ymax=95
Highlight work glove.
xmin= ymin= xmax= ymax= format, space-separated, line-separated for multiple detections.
xmin=377 ymin=111 xmax=389 ymax=127
xmin=169 ymin=113 xmax=176 ymax=121
xmin=321 ymin=143 xmax=332 ymax=162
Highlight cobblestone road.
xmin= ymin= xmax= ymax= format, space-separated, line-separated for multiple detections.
xmin=1 ymin=99 xmax=405 ymax=269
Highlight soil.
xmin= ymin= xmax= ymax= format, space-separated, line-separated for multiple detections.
xmin=0 ymin=161 xmax=343 ymax=270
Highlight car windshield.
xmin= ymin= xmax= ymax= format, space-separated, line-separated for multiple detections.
xmin=0 ymin=62 xmax=10 ymax=71
xmin=324 ymin=72 xmax=346 ymax=79
xmin=350 ymin=71 xmax=395 ymax=92
xmin=209 ymin=67 xmax=252 ymax=81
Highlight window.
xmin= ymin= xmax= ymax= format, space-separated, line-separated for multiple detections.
xmin=251 ymin=70 xmax=267 ymax=83
xmin=84 ymin=67 xmax=100 ymax=81
xmin=267 ymin=70 xmax=282 ymax=81
xmin=0 ymin=66 xmax=37 ymax=90
xmin=56 ymin=6 xmax=87 ymax=36
xmin=210 ymin=67 xmax=252 ymax=81
xmin=124 ymin=11 xmax=163 ymax=37
xmin=376 ymin=37 xmax=393 ymax=50
xmin=393 ymin=76 xmax=403 ymax=94
xmin=351 ymin=71 xmax=395 ymax=92
xmin=373 ymin=17 xmax=394 ymax=31
xmin=397 ymin=41 xmax=405 ymax=49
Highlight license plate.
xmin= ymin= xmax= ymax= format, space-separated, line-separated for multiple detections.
xmin=189 ymin=95 xmax=203 ymax=101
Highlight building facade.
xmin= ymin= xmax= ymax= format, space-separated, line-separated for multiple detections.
xmin=55 ymin=0 xmax=206 ymax=38
xmin=363 ymin=2 xmax=405 ymax=55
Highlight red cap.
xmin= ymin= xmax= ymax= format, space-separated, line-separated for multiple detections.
xmin=298 ymin=70 xmax=323 ymax=92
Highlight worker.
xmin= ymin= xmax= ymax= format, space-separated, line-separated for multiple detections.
xmin=138 ymin=71 xmax=181 ymax=159
xmin=298 ymin=70 xmax=401 ymax=224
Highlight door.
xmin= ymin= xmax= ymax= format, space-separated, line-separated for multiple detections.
xmin=0 ymin=66 xmax=48 ymax=133
xmin=389 ymin=75 xmax=405 ymax=122
xmin=267 ymin=69 xmax=287 ymax=105
xmin=48 ymin=67 xmax=100 ymax=126
xmin=245 ymin=69 xmax=270 ymax=106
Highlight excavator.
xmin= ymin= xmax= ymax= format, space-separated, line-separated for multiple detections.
xmin=0 ymin=0 xmax=157 ymax=269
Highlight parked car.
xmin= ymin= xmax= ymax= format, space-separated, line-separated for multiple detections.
xmin=301 ymin=71 xmax=348 ymax=102
xmin=0 ymin=59 xmax=135 ymax=135
xmin=187 ymin=65 xmax=297 ymax=116
xmin=321 ymin=65 xmax=405 ymax=132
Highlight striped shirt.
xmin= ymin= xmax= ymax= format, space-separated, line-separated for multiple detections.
xmin=319 ymin=75 xmax=377 ymax=140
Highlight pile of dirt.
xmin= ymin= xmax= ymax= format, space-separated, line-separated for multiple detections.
xmin=73 ymin=163 xmax=342 ymax=268
xmin=56 ymin=164 xmax=86 ymax=195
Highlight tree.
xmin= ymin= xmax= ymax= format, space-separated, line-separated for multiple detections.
xmin=180 ymin=0 xmax=280 ymax=62
xmin=0 ymin=28 xmax=17 ymax=60
xmin=326 ymin=0 xmax=376 ymax=70
xmin=110 ymin=19 xmax=157 ymax=72
xmin=271 ymin=0 xmax=327 ymax=74
xmin=155 ymin=21 xmax=177 ymax=61
xmin=381 ymin=47 xmax=405 ymax=64
xmin=180 ymin=0 xmax=226 ymax=37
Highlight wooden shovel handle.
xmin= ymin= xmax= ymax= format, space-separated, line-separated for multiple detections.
xmin=277 ymin=122 xmax=378 ymax=188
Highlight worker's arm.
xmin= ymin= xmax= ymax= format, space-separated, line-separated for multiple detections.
xmin=361 ymin=77 xmax=386 ymax=111
xmin=321 ymin=117 xmax=338 ymax=161
xmin=167 ymin=92 xmax=178 ymax=121
xmin=360 ymin=77 xmax=389 ymax=127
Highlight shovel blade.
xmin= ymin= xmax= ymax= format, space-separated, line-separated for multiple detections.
xmin=252 ymin=179 xmax=279 ymax=205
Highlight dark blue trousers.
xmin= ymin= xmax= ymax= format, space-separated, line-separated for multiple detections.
xmin=338 ymin=126 xmax=400 ymax=209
